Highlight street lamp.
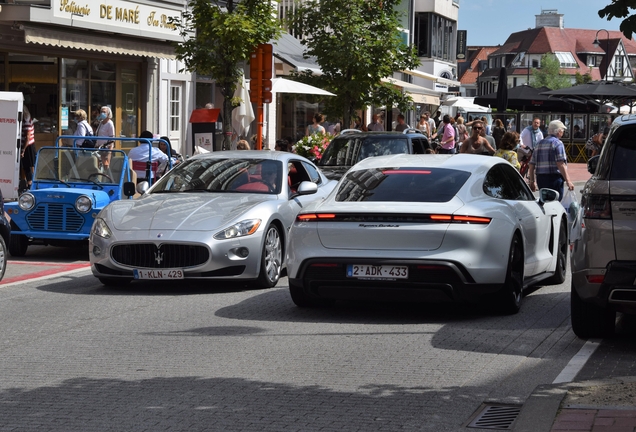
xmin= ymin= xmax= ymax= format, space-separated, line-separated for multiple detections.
xmin=593 ymin=29 xmax=610 ymax=80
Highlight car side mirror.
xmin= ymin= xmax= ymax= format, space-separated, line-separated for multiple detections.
xmin=587 ymin=155 xmax=600 ymax=175
xmin=296 ymin=181 xmax=318 ymax=196
xmin=538 ymin=188 xmax=559 ymax=204
xmin=136 ymin=181 xmax=150 ymax=195
xmin=123 ymin=182 xmax=136 ymax=197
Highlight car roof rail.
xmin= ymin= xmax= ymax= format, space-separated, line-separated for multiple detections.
xmin=403 ymin=128 xmax=424 ymax=135
xmin=339 ymin=129 xmax=360 ymax=135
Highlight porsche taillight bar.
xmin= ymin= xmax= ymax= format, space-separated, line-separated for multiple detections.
xmin=296 ymin=213 xmax=491 ymax=224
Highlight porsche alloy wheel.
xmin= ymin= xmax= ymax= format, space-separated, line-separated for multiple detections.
xmin=546 ymin=219 xmax=567 ymax=285
xmin=257 ymin=224 xmax=282 ymax=288
xmin=497 ymin=234 xmax=524 ymax=315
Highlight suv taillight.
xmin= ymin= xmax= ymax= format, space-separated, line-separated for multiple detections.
xmin=581 ymin=194 xmax=612 ymax=219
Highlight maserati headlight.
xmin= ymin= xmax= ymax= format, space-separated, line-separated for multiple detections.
xmin=213 ymin=219 xmax=261 ymax=240
xmin=75 ymin=195 xmax=92 ymax=213
xmin=18 ymin=193 xmax=35 ymax=211
xmin=92 ymin=218 xmax=112 ymax=239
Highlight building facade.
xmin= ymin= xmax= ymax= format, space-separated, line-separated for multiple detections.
xmin=477 ymin=9 xmax=636 ymax=96
xmin=0 ymin=0 xmax=197 ymax=155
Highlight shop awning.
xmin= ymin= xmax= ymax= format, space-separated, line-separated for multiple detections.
xmin=24 ymin=25 xmax=176 ymax=59
xmin=272 ymin=33 xmax=321 ymax=74
xmin=381 ymin=77 xmax=440 ymax=105
xmin=271 ymin=78 xmax=335 ymax=96
xmin=401 ymin=69 xmax=461 ymax=88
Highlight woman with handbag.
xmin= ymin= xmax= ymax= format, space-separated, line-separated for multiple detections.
xmin=73 ymin=109 xmax=94 ymax=148
xmin=95 ymin=106 xmax=115 ymax=170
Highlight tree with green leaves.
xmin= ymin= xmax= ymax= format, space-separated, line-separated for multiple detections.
xmin=529 ymin=54 xmax=572 ymax=90
xmin=289 ymin=0 xmax=420 ymax=129
xmin=575 ymin=71 xmax=593 ymax=85
xmin=172 ymin=0 xmax=281 ymax=149
xmin=599 ymin=1 xmax=636 ymax=39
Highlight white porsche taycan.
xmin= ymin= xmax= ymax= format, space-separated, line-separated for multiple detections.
xmin=90 ymin=151 xmax=336 ymax=288
xmin=286 ymin=154 xmax=569 ymax=314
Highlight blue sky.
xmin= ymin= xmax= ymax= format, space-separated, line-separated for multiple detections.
xmin=458 ymin=0 xmax=626 ymax=46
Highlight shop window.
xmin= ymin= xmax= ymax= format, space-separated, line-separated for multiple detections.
xmin=62 ymin=59 xmax=88 ymax=80
xmin=121 ymin=68 xmax=139 ymax=142
xmin=91 ymin=62 xmax=116 ymax=81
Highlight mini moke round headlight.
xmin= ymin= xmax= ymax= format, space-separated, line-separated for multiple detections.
xmin=75 ymin=195 xmax=92 ymax=213
xmin=18 ymin=193 xmax=35 ymax=211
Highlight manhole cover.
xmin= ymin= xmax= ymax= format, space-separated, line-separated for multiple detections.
xmin=466 ymin=404 xmax=522 ymax=430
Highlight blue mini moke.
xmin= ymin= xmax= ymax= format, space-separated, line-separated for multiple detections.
xmin=5 ymin=137 xmax=137 ymax=256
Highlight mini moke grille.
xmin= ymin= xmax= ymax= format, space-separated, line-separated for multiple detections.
xmin=111 ymin=243 xmax=210 ymax=269
xmin=27 ymin=203 xmax=84 ymax=232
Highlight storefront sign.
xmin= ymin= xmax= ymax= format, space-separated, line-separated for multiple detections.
xmin=54 ymin=0 xmax=181 ymax=40
xmin=456 ymin=30 xmax=467 ymax=60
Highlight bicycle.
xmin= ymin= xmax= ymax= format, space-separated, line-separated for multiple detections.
xmin=518 ymin=147 xmax=533 ymax=179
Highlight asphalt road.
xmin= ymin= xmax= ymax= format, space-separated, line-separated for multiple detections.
xmin=0 ymin=250 xmax=589 ymax=432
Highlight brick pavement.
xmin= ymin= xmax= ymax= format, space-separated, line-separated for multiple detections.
xmin=552 ymin=409 xmax=636 ymax=432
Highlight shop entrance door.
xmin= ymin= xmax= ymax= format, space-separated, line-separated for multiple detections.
xmin=169 ymin=83 xmax=183 ymax=156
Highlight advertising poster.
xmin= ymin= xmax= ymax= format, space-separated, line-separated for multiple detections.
xmin=0 ymin=92 xmax=23 ymax=200
xmin=195 ymin=132 xmax=213 ymax=152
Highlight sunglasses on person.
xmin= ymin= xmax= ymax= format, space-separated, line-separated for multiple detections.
xmin=473 ymin=126 xmax=483 ymax=130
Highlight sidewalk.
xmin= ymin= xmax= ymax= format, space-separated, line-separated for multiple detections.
xmin=514 ymin=377 xmax=636 ymax=432
xmin=568 ymin=163 xmax=592 ymax=183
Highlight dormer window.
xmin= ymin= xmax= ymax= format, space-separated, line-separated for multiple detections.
xmin=555 ymin=52 xmax=577 ymax=68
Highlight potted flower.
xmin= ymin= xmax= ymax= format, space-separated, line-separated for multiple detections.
xmin=292 ymin=132 xmax=333 ymax=161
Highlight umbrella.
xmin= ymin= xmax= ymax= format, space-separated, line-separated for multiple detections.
xmin=475 ymin=85 xmax=589 ymax=112
xmin=232 ymin=73 xmax=255 ymax=142
xmin=496 ymin=67 xmax=508 ymax=113
xmin=541 ymin=81 xmax=636 ymax=106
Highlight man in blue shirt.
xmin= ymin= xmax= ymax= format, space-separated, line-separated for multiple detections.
xmin=527 ymin=120 xmax=574 ymax=200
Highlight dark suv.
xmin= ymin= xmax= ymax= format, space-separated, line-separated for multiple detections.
xmin=570 ymin=115 xmax=636 ymax=338
xmin=318 ymin=130 xmax=431 ymax=180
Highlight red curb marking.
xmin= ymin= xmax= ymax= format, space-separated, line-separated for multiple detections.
xmin=1 ymin=262 xmax=90 ymax=285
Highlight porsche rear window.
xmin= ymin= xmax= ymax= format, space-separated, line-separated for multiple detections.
xmin=336 ymin=167 xmax=470 ymax=202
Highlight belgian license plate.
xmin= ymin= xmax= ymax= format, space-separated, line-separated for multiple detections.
xmin=347 ymin=264 xmax=408 ymax=280
xmin=133 ymin=269 xmax=184 ymax=280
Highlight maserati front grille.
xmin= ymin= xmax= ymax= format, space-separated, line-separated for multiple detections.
xmin=111 ymin=243 xmax=210 ymax=268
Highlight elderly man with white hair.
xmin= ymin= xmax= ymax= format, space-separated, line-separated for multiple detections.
xmin=527 ymin=119 xmax=574 ymax=200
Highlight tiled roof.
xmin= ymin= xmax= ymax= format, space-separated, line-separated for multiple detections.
xmin=477 ymin=27 xmax=636 ymax=83
xmin=459 ymin=46 xmax=499 ymax=84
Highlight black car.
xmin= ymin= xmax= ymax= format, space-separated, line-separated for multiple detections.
xmin=318 ymin=130 xmax=431 ymax=180
xmin=0 ymin=188 xmax=10 ymax=281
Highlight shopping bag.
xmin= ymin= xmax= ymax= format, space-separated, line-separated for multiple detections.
xmin=569 ymin=201 xmax=582 ymax=243
xmin=561 ymin=189 xmax=579 ymax=241
xmin=561 ymin=189 xmax=576 ymax=213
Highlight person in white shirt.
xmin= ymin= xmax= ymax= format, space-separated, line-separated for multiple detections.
xmin=367 ymin=113 xmax=384 ymax=131
xmin=128 ymin=130 xmax=169 ymax=183
xmin=520 ymin=117 xmax=544 ymax=151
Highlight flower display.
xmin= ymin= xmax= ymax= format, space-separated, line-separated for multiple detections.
xmin=292 ymin=132 xmax=333 ymax=161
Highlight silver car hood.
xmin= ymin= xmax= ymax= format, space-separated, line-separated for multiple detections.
xmin=108 ymin=193 xmax=272 ymax=231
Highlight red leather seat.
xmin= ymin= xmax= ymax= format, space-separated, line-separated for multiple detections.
xmin=132 ymin=160 xmax=159 ymax=182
